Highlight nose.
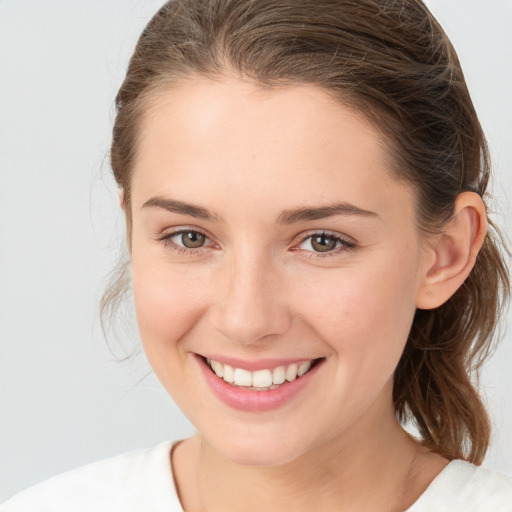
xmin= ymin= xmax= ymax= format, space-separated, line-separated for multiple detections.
xmin=208 ymin=251 xmax=292 ymax=345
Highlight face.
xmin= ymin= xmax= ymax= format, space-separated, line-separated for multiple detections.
xmin=129 ymin=77 xmax=431 ymax=467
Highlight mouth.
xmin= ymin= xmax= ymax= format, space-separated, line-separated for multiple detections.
xmin=196 ymin=354 xmax=325 ymax=411
xmin=202 ymin=356 xmax=324 ymax=391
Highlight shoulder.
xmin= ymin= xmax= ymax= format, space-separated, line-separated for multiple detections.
xmin=1 ymin=441 xmax=184 ymax=512
xmin=408 ymin=460 xmax=512 ymax=512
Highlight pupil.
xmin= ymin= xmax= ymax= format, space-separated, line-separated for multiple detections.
xmin=182 ymin=231 xmax=205 ymax=248
xmin=311 ymin=234 xmax=336 ymax=252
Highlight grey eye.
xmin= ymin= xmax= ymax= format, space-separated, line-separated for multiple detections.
xmin=179 ymin=231 xmax=206 ymax=248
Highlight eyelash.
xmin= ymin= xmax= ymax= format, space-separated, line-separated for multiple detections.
xmin=157 ymin=229 xmax=357 ymax=259
xmin=157 ymin=229 xmax=215 ymax=256
xmin=295 ymin=231 xmax=357 ymax=259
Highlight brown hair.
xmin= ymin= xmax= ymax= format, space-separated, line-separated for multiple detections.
xmin=105 ymin=0 xmax=510 ymax=464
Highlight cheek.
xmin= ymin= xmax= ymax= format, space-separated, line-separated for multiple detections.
xmin=291 ymin=254 xmax=419 ymax=373
xmin=130 ymin=249 xmax=210 ymax=361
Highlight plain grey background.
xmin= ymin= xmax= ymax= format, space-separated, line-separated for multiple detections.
xmin=0 ymin=0 xmax=511 ymax=502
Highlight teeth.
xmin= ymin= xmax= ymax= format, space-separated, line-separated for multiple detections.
xmin=272 ymin=366 xmax=286 ymax=385
xmin=206 ymin=358 xmax=316 ymax=389
xmin=211 ymin=360 xmax=223 ymax=378
xmin=223 ymin=364 xmax=234 ymax=383
xmin=285 ymin=364 xmax=298 ymax=382
xmin=233 ymin=368 xmax=252 ymax=387
xmin=298 ymin=361 xmax=312 ymax=376
xmin=252 ymin=369 xmax=273 ymax=388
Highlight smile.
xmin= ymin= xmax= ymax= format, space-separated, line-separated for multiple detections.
xmin=197 ymin=355 xmax=324 ymax=412
xmin=206 ymin=358 xmax=315 ymax=390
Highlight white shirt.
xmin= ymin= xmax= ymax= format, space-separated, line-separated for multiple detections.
xmin=2 ymin=441 xmax=512 ymax=511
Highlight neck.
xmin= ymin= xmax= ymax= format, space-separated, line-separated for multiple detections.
xmin=173 ymin=399 xmax=447 ymax=512
xmin=198 ymin=431 xmax=414 ymax=511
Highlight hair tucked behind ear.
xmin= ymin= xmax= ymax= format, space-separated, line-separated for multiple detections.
xmin=105 ymin=0 xmax=510 ymax=463
xmin=394 ymin=222 xmax=510 ymax=463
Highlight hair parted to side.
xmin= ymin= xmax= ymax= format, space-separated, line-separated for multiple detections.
xmin=103 ymin=0 xmax=510 ymax=464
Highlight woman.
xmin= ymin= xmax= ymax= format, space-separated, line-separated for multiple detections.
xmin=3 ymin=0 xmax=511 ymax=510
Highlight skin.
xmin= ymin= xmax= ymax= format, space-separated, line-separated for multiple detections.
xmin=127 ymin=76 xmax=486 ymax=511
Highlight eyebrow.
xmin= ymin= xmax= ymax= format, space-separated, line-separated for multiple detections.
xmin=142 ymin=196 xmax=379 ymax=224
xmin=276 ymin=202 xmax=379 ymax=224
xmin=142 ymin=197 xmax=222 ymax=222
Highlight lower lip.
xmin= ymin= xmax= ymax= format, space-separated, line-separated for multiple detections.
xmin=196 ymin=355 xmax=322 ymax=412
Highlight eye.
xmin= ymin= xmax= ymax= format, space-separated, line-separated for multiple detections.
xmin=309 ymin=233 xmax=338 ymax=253
xmin=296 ymin=231 xmax=356 ymax=256
xmin=158 ymin=228 xmax=215 ymax=254
xmin=176 ymin=230 xmax=207 ymax=249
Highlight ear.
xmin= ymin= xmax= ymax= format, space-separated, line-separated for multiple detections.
xmin=415 ymin=192 xmax=487 ymax=310
xmin=118 ymin=188 xmax=125 ymax=209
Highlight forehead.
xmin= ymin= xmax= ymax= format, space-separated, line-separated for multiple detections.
xmin=131 ymin=76 xmax=413 ymax=222
xmin=137 ymin=76 xmax=386 ymax=168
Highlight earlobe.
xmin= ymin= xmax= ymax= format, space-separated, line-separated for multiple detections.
xmin=416 ymin=192 xmax=487 ymax=310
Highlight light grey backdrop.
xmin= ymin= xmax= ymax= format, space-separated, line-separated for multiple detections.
xmin=0 ymin=0 xmax=511 ymax=501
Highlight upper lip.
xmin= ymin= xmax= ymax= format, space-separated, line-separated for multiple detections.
xmin=197 ymin=353 xmax=323 ymax=371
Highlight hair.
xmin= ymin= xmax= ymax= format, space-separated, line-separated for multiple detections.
xmin=104 ymin=0 xmax=510 ymax=464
